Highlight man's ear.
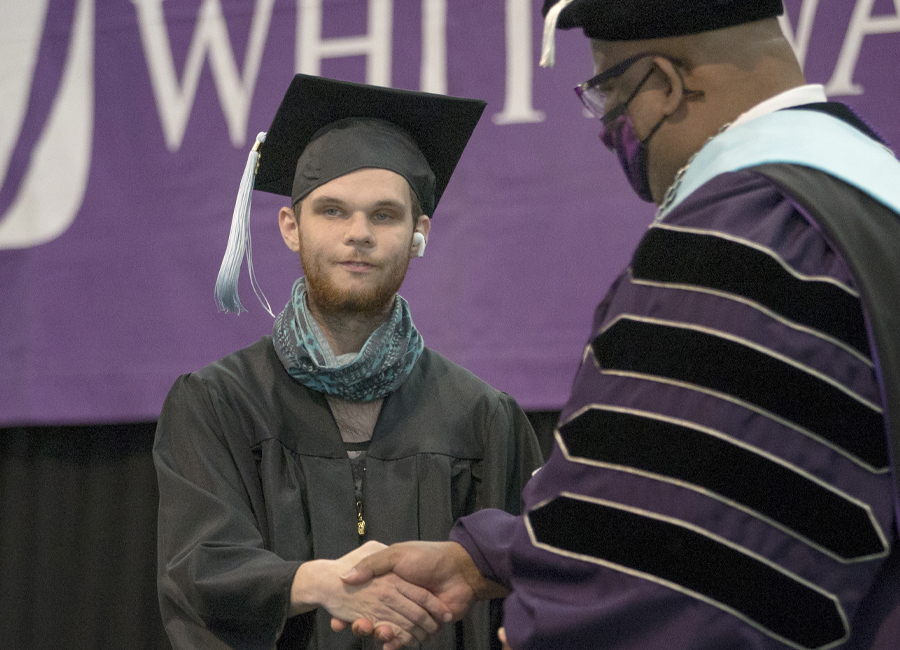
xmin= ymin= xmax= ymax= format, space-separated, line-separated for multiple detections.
xmin=652 ymin=56 xmax=689 ymax=116
xmin=410 ymin=215 xmax=431 ymax=259
xmin=279 ymin=206 xmax=301 ymax=253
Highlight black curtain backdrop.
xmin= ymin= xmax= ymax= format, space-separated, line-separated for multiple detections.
xmin=0 ymin=412 xmax=558 ymax=650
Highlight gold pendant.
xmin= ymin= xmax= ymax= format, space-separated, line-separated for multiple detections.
xmin=357 ymin=501 xmax=366 ymax=536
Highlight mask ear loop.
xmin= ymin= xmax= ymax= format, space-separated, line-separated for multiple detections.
xmin=638 ymin=57 xmax=705 ymax=144
xmin=599 ymin=63 xmax=658 ymax=126
xmin=659 ymin=56 xmax=706 ymax=111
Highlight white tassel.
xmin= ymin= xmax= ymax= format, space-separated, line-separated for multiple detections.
xmin=540 ymin=0 xmax=577 ymax=68
xmin=214 ymin=132 xmax=275 ymax=317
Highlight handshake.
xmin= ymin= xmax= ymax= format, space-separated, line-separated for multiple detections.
xmin=290 ymin=540 xmax=510 ymax=649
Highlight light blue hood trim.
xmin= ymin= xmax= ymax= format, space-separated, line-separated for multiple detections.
xmin=660 ymin=109 xmax=900 ymax=220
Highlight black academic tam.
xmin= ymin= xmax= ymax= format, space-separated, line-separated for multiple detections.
xmin=541 ymin=0 xmax=783 ymax=42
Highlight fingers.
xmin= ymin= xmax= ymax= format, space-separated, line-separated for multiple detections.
xmin=341 ymin=541 xmax=483 ymax=624
xmin=373 ymin=624 xmax=404 ymax=650
xmin=379 ymin=572 xmax=457 ymax=636
xmin=350 ymin=617 xmax=375 ymax=637
xmin=337 ymin=541 xmax=388 ymax=571
xmin=338 ymin=574 xmax=439 ymax=643
xmin=373 ymin=622 xmax=410 ymax=647
xmin=335 ymin=616 xmax=408 ymax=647
xmin=372 ymin=623 xmax=396 ymax=642
xmin=345 ymin=615 xmax=411 ymax=649
xmin=328 ymin=543 xmax=461 ymax=645
xmin=355 ymin=540 xmax=388 ymax=556
xmin=394 ymin=574 xmax=453 ymax=624
xmin=340 ymin=546 xmax=400 ymax=584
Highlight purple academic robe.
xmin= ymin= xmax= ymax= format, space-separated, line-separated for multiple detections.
xmin=451 ymin=164 xmax=900 ymax=649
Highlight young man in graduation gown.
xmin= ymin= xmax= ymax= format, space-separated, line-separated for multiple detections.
xmin=153 ymin=75 xmax=544 ymax=650
xmin=338 ymin=2 xmax=900 ymax=648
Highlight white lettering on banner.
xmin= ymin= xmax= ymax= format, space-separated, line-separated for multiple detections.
xmin=493 ymin=0 xmax=545 ymax=125
xmin=779 ymin=0 xmax=821 ymax=70
xmin=827 ymin=0 xmax=900 ymax=96
xmin=0 ymin=0 xmax=50 ymax=189
xmin=131 ymin=0 xmax=275 ymax=151
xmin=0 ymin=0 xmax=93 ymax=250
xmin=420 ymin=0 xmax=447 ymax=94
xmin=296 ymin=0 xmax=392 ymax=87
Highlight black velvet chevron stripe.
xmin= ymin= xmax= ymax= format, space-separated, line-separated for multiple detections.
xmin=592 ymin=318 xmax=888 ymax=469
xmin=559 ymin=408 xmax=884 ymax=560
xmin=529 ymin=496 xmax=847 ymax=649
xmin=631 ymin=227 xmax=870 ymax=356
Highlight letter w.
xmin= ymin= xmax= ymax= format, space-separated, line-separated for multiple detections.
xmin=132 ymin=0 xmax=275 ymax=151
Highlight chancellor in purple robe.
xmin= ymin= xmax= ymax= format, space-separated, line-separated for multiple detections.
xmin=342 ymin=2 xmax=900 ymax=649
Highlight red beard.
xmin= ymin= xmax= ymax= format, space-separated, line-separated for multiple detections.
xmin=299 ymin=240 xmax=411 ymax=320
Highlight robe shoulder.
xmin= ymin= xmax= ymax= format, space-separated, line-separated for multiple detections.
xmin=173 ymin=337 xmax=535 ymax=461
xmin=190 ymin=337 xmax=514 ymax=406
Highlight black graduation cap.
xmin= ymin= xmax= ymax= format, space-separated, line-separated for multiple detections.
xmin=539 ymin=0 xmax=783 ymax=66
xmin=214 ymin=74 xmax=486 ymax=316
xmin=257 ymin=74 xmax=486 ymax=216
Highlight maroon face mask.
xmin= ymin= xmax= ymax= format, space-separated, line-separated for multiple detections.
xmin=595 ymin=63 xmax=669 ymax=204
xmin=600 ymin=112 xmax=656 ymax=202
xmin=580 ymin=54 xmax=695 ymax=204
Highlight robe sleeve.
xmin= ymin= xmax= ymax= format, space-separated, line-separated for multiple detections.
xmin=450 ymin=390 xmax=542 ymax=586
xmin=450 ymin=509 xmax=521 ymax=590
xmin=476 ymin=392 xmax=545 ymax=516
xmin=154 ymin=373 xmax=306 ymax=649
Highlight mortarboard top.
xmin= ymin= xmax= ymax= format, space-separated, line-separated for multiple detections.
xmin=255 ymin=74 xmax=487 ymax=217
xmin=215 ymin=74 xmax=486 ymax=316
xmin=539 ymin=0 xmax=783 ymax=66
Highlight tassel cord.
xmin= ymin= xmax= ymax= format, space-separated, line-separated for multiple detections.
xmin=214 ymin=132 xmax=273 ymax=316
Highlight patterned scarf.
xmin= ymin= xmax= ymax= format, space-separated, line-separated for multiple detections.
xmin=272 ymin=278 xmax=424 ymax=401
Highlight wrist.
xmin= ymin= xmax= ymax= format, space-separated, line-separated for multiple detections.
xmin=448 ymin=542 xmax=509 ymax=601
xmin=289 ymin=559 xmax=333 ymax=617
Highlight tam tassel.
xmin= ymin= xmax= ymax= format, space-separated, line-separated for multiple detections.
xmin=540 ymin=0 xmax=577 ymax=68
xmin=214 ymin=132 xmax=276 ymax=317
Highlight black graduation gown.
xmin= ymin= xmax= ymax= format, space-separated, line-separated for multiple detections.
xmin=154 ymin=337 xmax=544 ymax=650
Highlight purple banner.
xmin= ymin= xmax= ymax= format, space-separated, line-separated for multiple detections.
xmin=1 ymin=0 xmax=898 ymax=425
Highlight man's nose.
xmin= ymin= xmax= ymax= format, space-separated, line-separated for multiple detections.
xmin=344 ymin=212 xmax=375 ymax=247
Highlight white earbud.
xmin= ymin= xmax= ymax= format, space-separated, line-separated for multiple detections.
xmin=412 ymin=232 xmax=426 ymax=257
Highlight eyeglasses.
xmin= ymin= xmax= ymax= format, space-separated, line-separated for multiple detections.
xmin=574 ymin=52 xmax=664 ymax=123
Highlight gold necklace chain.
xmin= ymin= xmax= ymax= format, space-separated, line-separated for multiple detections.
xmin=654 ymin=122 xmax=733 ymax=222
